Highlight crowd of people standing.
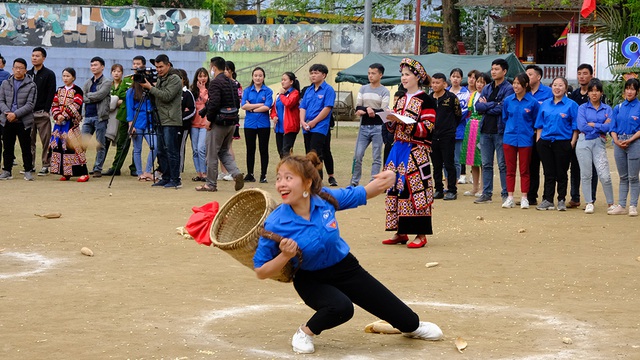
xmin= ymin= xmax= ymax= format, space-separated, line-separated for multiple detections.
xmin=0 ymin=49 xmax=638 ymax=216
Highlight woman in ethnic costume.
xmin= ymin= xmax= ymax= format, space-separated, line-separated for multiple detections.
xmin=49 ymin=68 xmax=89 ymax=182
xmin=382 ymin=58 xmax=437 ymax=249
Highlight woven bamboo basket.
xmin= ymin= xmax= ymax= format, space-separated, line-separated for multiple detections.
xmin=210 ymin=188 xmax=294 ymax=282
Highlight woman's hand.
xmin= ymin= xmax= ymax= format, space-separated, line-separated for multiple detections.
xmin=365 ymin=170 xmax=396 ymax=199
xmin=279 ymin=238 xmax=299 ymax=259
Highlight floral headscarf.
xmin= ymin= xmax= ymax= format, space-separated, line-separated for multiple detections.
xmin=400 ymin=58 xmax=429 ymax=84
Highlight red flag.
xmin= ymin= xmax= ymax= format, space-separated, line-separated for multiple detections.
xmin=581 ymin=0 xmax=596 ymax=18
xmin=553 ymin=19 xmax=572 ymax=47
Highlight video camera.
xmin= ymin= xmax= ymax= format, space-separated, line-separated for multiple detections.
xmin=132 ymin=67 xmax=158 ymax=84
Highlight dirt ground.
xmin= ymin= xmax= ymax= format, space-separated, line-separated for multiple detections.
xmin=1 ymin=126 xmax=640 ymax=360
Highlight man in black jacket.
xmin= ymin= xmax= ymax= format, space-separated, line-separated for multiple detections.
xmin=27 ymin=47 xmax=56 ymax=176
xmin=430 ymin=73 xmax=462 ymax=200
xmin=195 ymin=56 xmax=244 ymax=192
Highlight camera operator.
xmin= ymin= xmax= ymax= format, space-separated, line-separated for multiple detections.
xmin=140 ymin=54 xmax=183 ymax=189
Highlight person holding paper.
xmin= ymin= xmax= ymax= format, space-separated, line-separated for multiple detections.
xmin=382 ymin=58 xmax=437 ymax=249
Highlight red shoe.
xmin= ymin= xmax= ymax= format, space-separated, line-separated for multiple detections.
xmin=77 ymin=175 xmax=90 ymax=182
xmin=407 ymin=235 xmax=427 ymax=248
xmin=382 ymin=234 xmax=409 ymax=245
xmin=59 ymin=176 xmax=70 ymax=181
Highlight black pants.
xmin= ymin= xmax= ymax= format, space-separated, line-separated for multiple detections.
xmin=304 ymin=131 xmax=326 ymax=178
xmin=293 ymin=253 xmax=419 ymax=335
xmin=537 ymin=139 xmax=572 ymax=202
xmin=569 ymin=149 xmax=598 ymax=203
xmin=282 ymin=132 xmax=298 ymax=157
xmin=431 ymin=136 xmax=457 ymax=193
xmin=2 ymin=122 xmax=33 ymax=173
xmin=275 ymin=132 xmax=284 ymax=159
xmin=244 ymin=127 xmax=270 ymax=177
xmin=527 ymin=135 xmax=541 ymax=203
xmin=323 ymin=130 xmax=334 ymax=175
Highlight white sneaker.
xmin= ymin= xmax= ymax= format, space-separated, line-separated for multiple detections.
xmin=501 ymin=197 xmax=514 ymax=208
xmin=463 ymin=190 xmax=474 ymax=196
xmin=520 ymin=197 xmax=529 ymax=209
xmin=629 ymin=206 xmax=638 ymax=217
xmin=607 ymin=205 xmax=627 ymax=215
xmin=475 ymin=192 xmax=483 ymax=197
xmin=457 ymin=175 xmax=466 ymax=184
xmin=217 ymin=172 xmax=227 ymax=181
xmin=584 ymin=203 xmax=594 ymax=214
xmin=402 ymin=321 xmax=443 ymax=340
xmin=291 ymin=326 xmax=314 ymax=354
xmin=223 ymin=173 xmax=234 ymax=181
xmin=607 ymin=205 xmax=616 ymax=212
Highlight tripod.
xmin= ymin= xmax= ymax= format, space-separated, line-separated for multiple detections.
xmin=108 ymin=89 xmax=162 ymax=188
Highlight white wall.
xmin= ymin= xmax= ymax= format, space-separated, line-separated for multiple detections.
xmin=566 ymin=33 xmax=614 ymax=81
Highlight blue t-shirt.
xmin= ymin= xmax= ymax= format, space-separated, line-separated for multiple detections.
xmin=241 ymin=84 xmax=273 ymax=129
xmin=531 ymin=84 xmax=553 ymax=104
xmin=253 ymin=186 xmax=367 ymax=271
xmin=126 ymin=88 xmax=153 ymax=130
xmin=534 ymin=96 xmax=578 ymax=141
xmin=0 ymin=69 xmax=9 ymax=84
xmin=577 ymin=101 xmax=612 ymax=140
xmin=300 ymin=81 xmax=336 ymax=135
xmin=502 ymin=93 xmax=539 ymax=147
xmin=85 ymin=75 xmax=102 ymax=118
xmin=611 ymin=98 xmax=640 ymax=136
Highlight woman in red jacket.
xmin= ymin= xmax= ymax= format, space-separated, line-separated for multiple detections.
xmin=271 ymin=72 xmax=300 ymax=158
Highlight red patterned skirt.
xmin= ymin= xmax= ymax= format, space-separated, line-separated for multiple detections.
xmin=383 ymin=141 xmax=433 ymax=235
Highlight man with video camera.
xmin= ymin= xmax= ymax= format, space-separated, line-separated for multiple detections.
xmin=140 ymin=54 xmax=183 ymax=189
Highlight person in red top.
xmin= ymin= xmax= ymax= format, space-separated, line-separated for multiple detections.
xmin=271 ymin=71 xmax=300 ymax=158
xmin=190 ymin=67 xmax=209 ymax=181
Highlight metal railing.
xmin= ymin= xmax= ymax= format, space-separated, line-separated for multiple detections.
xmin=235 ymin=30 xmax=332 ymax=86
xmin=538 ymin=64 xmax=567 ymax=83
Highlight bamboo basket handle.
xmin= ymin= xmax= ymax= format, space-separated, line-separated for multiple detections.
xmin=259 ymin=229 xmax=303 ymax=276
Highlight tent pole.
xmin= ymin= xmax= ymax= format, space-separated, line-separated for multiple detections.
xmin=415 ymin=0 xmax=421 ymax=55
xmin=364 ymin=0 xmax=372 ymax=56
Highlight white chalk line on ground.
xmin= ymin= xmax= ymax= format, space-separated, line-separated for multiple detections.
xmin=0 ymin=251 xmax=59 ymax=280
xmin=184 ymin=300 xmax=603 ymax=360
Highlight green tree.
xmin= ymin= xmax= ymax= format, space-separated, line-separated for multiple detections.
xmin=263 ymin=0 xmax=407 ymax=24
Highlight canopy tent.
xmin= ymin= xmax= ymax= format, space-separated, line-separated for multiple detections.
xmin=335 ymin=52 xmax=525 ymax=86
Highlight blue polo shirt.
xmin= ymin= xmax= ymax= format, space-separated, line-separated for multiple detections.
xmin=253 ymin=186 xmax=367 ymax=271
xmin=300 ymin=81 xmax=336 ymax=135
xmin=611 ymin=98 xmax=640 ymax=136
xmin=242 ymin=84 xmax=273 ymax=129
xmin=502 ymin=93 xmax=539 ymax=147
xmin=535 ymin=96 xmax=578 ymax=141
xmin=273 ymin=87 xmax=294 ymax=134
xmin=531 ymin=84 xmax=553 ymax=104
xmin=577 ymin=101 xmax=612 ymax=140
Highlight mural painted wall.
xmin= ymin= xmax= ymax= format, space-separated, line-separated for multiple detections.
xmin=208 ymin=24 xmax=416 ymax=54
xmin=0 ymin=3 xmax=210 ymax=51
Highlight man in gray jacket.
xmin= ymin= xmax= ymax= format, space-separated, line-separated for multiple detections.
xmin=141 ymin=54 xmax=183 ymax=189
xmin=82 ymin=56 xmax=112 ymax=177
xmin=0 ymin=58 xmax=37 ymax=180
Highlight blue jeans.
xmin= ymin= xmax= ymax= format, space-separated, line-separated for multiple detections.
xmin=191 ymin=127 xmax=207 ymax=174
xmin=132 ymin=129 xmax=157 ymax=175
xmin=157 ymin=125 xmax=181 ymax=183
xmin=575 ymin=134 xmax=614 ymax=204
xmin=445 ymin=139 xmax=464 ymax=180
xmin=81 ymin=116 xmax=107 ymax=172
xmin=480 ymin=133 xmax=507 ymax=198
xmin=613 ymin=136 xmax=640 ymax=207
xmin=350 ymin=125 xmax=383 ymax=185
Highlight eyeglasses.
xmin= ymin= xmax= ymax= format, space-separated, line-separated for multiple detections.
xmin=13 ymin=66 xmax=26 ymax=71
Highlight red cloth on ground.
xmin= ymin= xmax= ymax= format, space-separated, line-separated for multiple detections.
xmin=185 ymin=201 xmax=219 ymax=246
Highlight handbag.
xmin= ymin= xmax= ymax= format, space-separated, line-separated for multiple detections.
xmin=105 ymin=95 xmax=120 ymax=142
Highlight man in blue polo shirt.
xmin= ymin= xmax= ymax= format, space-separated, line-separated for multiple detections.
xmin=300 ymin=64 xmax=336 ymax=179
xmin=526 ymin=64 xmax=553 ymax=205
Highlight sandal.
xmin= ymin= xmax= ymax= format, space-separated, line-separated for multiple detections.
xmin=195 ymin=184 xmax=217 ymax=192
